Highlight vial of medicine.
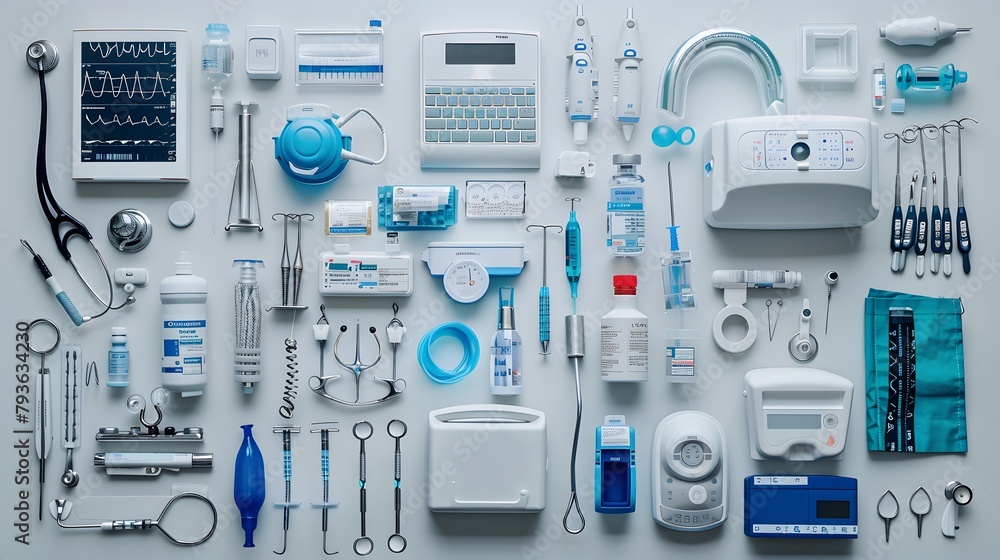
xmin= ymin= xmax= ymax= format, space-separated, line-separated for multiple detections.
xmin=107 ymin=326 xmax=130 ymax=388
xmin=873 ymin=63 xmax=886 ymax=110
xmin=490 ymin=287 xmax=523 ymax=395
xmin=601 ymin=275 xmax=648 ymax=381
xmin=606 ymin=154 xmax=645 ymax=256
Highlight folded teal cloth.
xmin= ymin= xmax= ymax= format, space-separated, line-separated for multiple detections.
xmin=865 ymin=289 xmax=967 ymax=453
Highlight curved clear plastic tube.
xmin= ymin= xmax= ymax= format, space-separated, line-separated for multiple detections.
xmin=658 ymin=28 xmax=785 ymax=120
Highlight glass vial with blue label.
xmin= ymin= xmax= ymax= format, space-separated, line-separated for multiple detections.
xmin=107 ymin=326 xmax=130 ymax=387
xmin=606 ymin=153 xmax=645 ymax=256
xmin=160 ymin=252 xmax=208 ymax=397
xmin=490 ymin=286 xmax=523 ymax=395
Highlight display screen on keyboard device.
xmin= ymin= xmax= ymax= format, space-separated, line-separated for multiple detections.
xmin=420 ymin=32 xmax=540 ymax=169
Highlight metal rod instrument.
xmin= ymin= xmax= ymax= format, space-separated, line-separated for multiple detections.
xmin=60 ymin=348 xmax=81 ymax=488
xmin=225 ymin=101 xmax=263 ymax=231
xmin=387 ymin=420 xmax=408 ymax=553
xmin=526 ymin=224 xmax=563 ymax=354
xmin=352 ymin=421 xmax=374 ymax=556
xmin=28 ymin=319 xmax=59 ymax=520
xmin=272 ymin=426 xmax=301 ymax=555
xmin=310 ymin=422 xmax=340 ymax=555
xmin=49 ymin=492 xmax=218 ymax=546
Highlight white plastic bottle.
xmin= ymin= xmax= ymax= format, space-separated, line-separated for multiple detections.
xmin=601 ymin=275 xmax=648 ymax=381
xmin=606 ymin=154 xmax=645 ymax=256
xmin=160 ymin=252 xmax=208 ymax=397
xmin=106 ymin=326 xmax=130 ymax=388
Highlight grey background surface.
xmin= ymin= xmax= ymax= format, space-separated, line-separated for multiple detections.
xmin=1 ymin=0 xmax=995 ymax=558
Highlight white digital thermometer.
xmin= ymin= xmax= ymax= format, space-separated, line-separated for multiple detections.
xmin=566 ymin=5 xmax=598 ymax=145
xmin=613 ymin=8 xmax=642 ymax=141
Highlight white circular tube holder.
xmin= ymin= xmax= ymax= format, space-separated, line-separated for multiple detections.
xmin=712 ymin=284 xmax=757 ymax=353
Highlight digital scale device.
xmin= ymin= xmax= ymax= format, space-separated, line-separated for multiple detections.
xmin=744 ymin=475 xmax=858 ymax=539
xmin=743 ymin=367 xmax=853 ymax=461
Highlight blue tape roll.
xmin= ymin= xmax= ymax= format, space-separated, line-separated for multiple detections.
xmin=418 ymin=322 xmax=480 ymax=384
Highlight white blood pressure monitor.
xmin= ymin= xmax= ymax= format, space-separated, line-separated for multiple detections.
xmin=743 ymin=368 xmax=854 ymax=461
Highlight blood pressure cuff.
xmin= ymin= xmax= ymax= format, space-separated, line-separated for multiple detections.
xmin=865 ymin=289 xmax=967 ymax=453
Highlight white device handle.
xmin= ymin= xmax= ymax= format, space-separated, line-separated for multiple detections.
xmin=334 ymin=108 xmax=388 ymax=166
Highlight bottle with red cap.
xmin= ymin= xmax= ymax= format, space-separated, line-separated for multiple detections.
xmin=601 ymin=275 xmax=649 ymax=382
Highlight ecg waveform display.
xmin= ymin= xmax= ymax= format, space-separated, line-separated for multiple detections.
xmin=80 ymin=41 xmax=177 ymax=163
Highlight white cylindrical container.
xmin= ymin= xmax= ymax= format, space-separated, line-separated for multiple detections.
xmin=601 ymin=275 xmax=648 ymax=381
xmin=107 ymin=326 xmax=130 ymax=388
xmin=160 ymin=252 xmax=208 ymax=397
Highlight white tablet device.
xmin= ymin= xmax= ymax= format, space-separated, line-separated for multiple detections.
xmin=73 ymin=29 xmax=190 ymax=182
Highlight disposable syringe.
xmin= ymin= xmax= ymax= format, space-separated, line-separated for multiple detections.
xmin=660 ymin=163 xmax=697 ymax=383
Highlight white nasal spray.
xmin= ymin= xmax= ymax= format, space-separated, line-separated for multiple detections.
xmin=566 ymin=5 xmax=598 ymax=145
xmin=613 ymin=7 xmax=642 ymax=141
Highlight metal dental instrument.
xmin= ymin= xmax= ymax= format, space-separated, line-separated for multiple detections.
xmin=387 ymin=419 xmax=407 ymax=553
xmin=901 ymin=171 xmax=919 ymax=270
xmin=913 ymin=124 xmax=935 ymax=277
xmin=309 ymin=320 xmax=402 ymax=407
xmin=562 ymin=313 xmax=586 ymax=534
xmin=877 ymin=489 xmax=899 ymax=543
xmin=352 ymin=421 xmax=374 ymax=556
xmin=824 ymin=271 xmax=838 ymax=335
xmin=49 ymin=492 xmax=218 ymax=546
xmin=526 ymin=224 xmax=563 ymax=355
xmin=310 ymin=422 xmax=340 ymax=555
xmin=273 ymin=426 xmax=301 ymax=555
xmin=26 ymin=41 xmax=134 ymax=325
xmin=885 ymin=132 xmax=912 ymax=271
xmin=950 ymin=117 xmax=978 ymax=274
xmin=565 ymin=198 xmax=582 ymax=314
xmin=910 ymin=486 xmax=932 ymax=538
xmin=269 ymin=213 xmax=314 ymax=310
xmin=225 ymin=101 xmax=264 ymax=232
xmin=28 ymin=318 xmax=59 ymax=520
xmin=930 ymin=171 xmax=942 ymax=274
xmin=60 ymin=348 xmax=81 ymax=488
xmin=940 ymin=122 xmax=957 ymax=276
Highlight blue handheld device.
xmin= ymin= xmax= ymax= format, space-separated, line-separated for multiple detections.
xmin=744 ymin=475 xmax=858 ymax=539
xmin=595 ymin=415 xmax=635 ymax=514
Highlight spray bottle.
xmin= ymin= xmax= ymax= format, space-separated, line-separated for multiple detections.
xmin=600 ymin=275 xmax=648 ymax=382
xmin=160 ymin=252 xmax=208 ymax=397
xmin=606 ymin=154 xmax=645 ymax=256
xmin=490 ymin=286 xmax=523 ymax=395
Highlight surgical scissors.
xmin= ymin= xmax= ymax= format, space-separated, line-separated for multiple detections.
xmin=26 ymin=41 xmax=133 ymax=324
xmin=309 ymin=318 xmax=404 ymax=406
xmin=50 ymin=492 xmax=218 ymax=546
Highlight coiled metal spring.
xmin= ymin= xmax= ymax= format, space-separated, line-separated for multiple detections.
xmin=278 ymin=338 xmax=299 ymax=419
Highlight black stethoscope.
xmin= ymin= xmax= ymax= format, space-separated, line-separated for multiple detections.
xmin=23 ymin=40 xmax=134 ymax=325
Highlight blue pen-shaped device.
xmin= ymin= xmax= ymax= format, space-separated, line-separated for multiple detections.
xmin=565 ymin=198 xmax=582 ymax=314
xmin=527 ymin=224 xmax=563 ymax=355
xmin=21 ymin=239 xmax=84 ymax=326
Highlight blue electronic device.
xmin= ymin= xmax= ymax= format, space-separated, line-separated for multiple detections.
xmin=744 ymin=475 xmax=858 ymax=539
xmin=595 ymin=415 xmax=636 ymax=514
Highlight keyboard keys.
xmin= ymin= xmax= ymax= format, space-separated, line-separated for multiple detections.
xmin=505 ymin=96 xmax=516 ymax=106
xmin=527 ymin=96 xmax=535 ymax=106
xmin=492 ymin=96 xmax=504 ymax=105
xmin=516 ymin=97 xmax=527 ymax=106
xmin=469 ymin=120 xmax=479 ymax=130
xmin=507 ymin=131 xmax=520 ymax=142
xmin=441 ymin=87 xmax=452 ymax=94
xmin=475 ymin=109 xmax=486 ymax=118
xmin=425 ymin=96 xmax=436 ymax=106
xmin=476 ymin=86 xmax=487 ymax=94
xmin=526 ymin=87 xmax=535 ymax=94
xmin=479 ymin=119 xmax=490 ymax=129
xmin=436 ymin=96 xmax=447 ymax=106
xmin=522 ymin=131 xmax=536 ymax=142
xmin=497 ymin=108 xmax=507 ymax=118
xmin=486 ymin=109 xmax=497 ymax=118
xmin=425 ymin=86 xmax=441 ymax=94
xmin=519 ymin=108 xmax=535 ymax=118
xmin=425 ymin=119 xmax=446 ymax=130
xmin=488 ymin=87 xmax=499 ymax=95
xmin=511 ymin=87 xmax=525 ymax=95
xmin=470 ymin=97 xmax=481 ymax=106
xmin=425 ymin=131 xmax=438 ymax=142
xmin=447 ymin=96 xmax=458 ymax=106
xmin=439 ymin=131 xmax=451 ymax=142
xmin=446 ymin=119 xmax=457 ymax=129
xmin=513 ymin=119 xmax=535 ymax=130
xmin=452 ymin=131 xmax=469 ymax=142
xmin=490 ymin=119 xmax=501 ymax=129
xmin=471 ymin=131 xmax=493 ymax=142
xmin=482 ymin=97 xmax=492 ymax=106
xmin=500 ymin=87 xmax=511 ymax=94
xmin=457 ymin=119 xmax=468 ymax=129
xmin=465 ymin=108 xmax=475 ymax=118
xmin=495 ymin=131 xmax=506 ymax=142
xmin=459 ymin=96 xmax=469 ymax=106
xmin=465 ymin=87 xmax=475 ymax=94
xmin=425 ymin=108 xmax=441 ymax=118
xmin=501 ymin=119 xmax=512 ymax=130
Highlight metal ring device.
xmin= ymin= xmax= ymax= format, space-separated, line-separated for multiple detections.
xmin=49 ymin=492 xmax=218 ymax=546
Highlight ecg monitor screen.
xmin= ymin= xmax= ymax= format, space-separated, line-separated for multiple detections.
xmin=79 ymin=41 xmax=177 ymax=163
xmin=445 ymin=43 xmax=515 ymax=65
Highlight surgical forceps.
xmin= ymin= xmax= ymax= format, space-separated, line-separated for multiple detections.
xmin=49 ymin=492 xmax=218 ymax=546
xmin=27 ymin=318 xmax=59 ymax=520
xmin=269 ymin=213 xmax=314 ymax=310
xmin=26 ymin=41 xmax=134 ymax=325
xmin=309 ymin=317 xmax=404 ymax=406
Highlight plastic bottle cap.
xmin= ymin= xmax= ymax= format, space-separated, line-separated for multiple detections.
xmin=206 ymin=23 xmax=230 ymax=34
xmin=613 ymin=274 xmax=638 ymax=295
xmin=613 ymin=153 xmax=641 ymax=165
xmin=874 ymin=62 xmax=884 ymax=71
xmin=111 ymin=326 xmax=126 ymax=336
xmin=168 ymin=201 xmax=195 ymax=228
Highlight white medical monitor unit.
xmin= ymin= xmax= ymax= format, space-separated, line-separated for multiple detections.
xmin=73 ymin=29 xmax=190 ymax=182
xmin=420 ymin=31 xmax=540 ymax=169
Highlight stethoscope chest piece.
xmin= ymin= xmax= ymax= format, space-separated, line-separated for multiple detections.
xmin=108 ymin=209 xmax=152 ymax=252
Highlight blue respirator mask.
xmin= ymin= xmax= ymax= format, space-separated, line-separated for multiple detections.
xmin=274 ymin=104 xmax=387 ymax=185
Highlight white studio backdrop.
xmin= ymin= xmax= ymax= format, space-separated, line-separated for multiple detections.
xmin=1 ymin=0 xmax=996 ymax=558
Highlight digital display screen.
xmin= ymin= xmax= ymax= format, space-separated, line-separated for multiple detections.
xmin=80 ymin=41 xmax=178 ymax=163
xmin=816 ymin=500 xmax=850 ymax=519
xmin=445 ymin=43 xmax=515 ymax=65
xmin=766 ymin=413 xmax=821 ymax=430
